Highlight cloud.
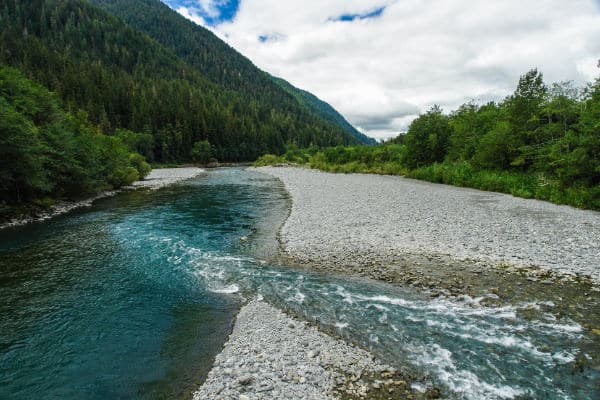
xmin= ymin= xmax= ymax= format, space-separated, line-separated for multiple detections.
xmin=168 ymin=0 xmax=600 ymax=140
xmin=258 ymin=33 xmax=284 ymax=43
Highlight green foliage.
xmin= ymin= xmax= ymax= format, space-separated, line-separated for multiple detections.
xmin=255 ymin=69 xmax=599 ymax=210
xmin=191 ymin=140 xmax=214 ymax=164
xmin=253 ymin=154 xmax=286 ymax=166
xmin=0 ymin=96 xmax=49 ymax=202
xmin=0 ymin=65 xmax=149 ymax=211
xmin=115 ymin=129 xmax=154 ymax=161
xmin=0 ymin=0 xmax=358 ymax=164
xmin=129 ymin=153 xmax=151 ymax=179
xmin=472 ymin=121 xmax=516 ymax=169
xmin=403 ymin=106 xmax=452 ymax=168
xmin=447 ymin=102 xmax=501 ymax=161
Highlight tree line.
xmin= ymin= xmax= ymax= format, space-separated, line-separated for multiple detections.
xmin=0 ymin=0 xmax=359 ymax=165
xmin=256 ymin=69 xmax=600 ymax=210
xmin=0 ymin=66 xmax=150 ymax=212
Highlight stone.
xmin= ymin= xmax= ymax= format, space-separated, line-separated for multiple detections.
xmin=237 ymin=375 xmax=253 ymax=386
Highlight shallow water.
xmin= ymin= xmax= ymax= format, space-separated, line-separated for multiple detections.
xmin=0 ymin=168 xmax=597 ymax=399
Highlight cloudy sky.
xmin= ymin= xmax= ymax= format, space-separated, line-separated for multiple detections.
xmin=163 ymin=0 xmax=600 ymax=140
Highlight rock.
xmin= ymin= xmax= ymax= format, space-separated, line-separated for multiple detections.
xmin=255 ymin=166 xmax=600 ymax=283
xmin=426 ymin=387 xmax=442 ymax=399
xmin=237 ymin=374 xmax=253 ymax=386
xmin=307 ymin=349 xmax=320 ymax=358
xmin=193 ymin=300 xmax=395 ymax=400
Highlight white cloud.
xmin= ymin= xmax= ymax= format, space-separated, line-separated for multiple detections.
xmin=175 ymin=0 xmax=600 ymax=140
xmin=176 ymin=6 xmax=207 ymax=26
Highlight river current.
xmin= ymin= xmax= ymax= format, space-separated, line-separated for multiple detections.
xmin=0 ymin=168 xmax=597 ymax=399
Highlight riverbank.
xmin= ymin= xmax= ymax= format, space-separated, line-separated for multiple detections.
xmin=194 ymin=299 xmax=438 ymax=400
xmin=0 ymin=167 xmax=205 ymax=230
xmin=256 ymin=167 xmax=600 ymax=284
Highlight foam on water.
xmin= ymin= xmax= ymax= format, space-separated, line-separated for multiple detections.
xmin=414 ymin=344 xmax=527 ymax=399
xmin=210 ymin=284 xmax=240 ymax=294
xmin=180 ymin=236 xmax=588 ymax=398
xmin=334 ymin=322 xmax=349 ymax=330
xmin=174 ymin=244 xmax=590 ymax=399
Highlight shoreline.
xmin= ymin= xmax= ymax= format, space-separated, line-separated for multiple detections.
xmin=192 ymin=169 xmax=444 ymax=399
xmin=193 ymin=299 xmax=439 ymax=400
xmin=256 ymin=166 xmax=600 ymax=285
xmin=253 ymin=165 xmax=599 ymax=327
xmin=0 ymin=167 xmax=205 ymax=231
xmin=243 ymin=166 xmax=600 ymax=387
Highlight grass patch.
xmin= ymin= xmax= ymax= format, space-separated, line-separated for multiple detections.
xmin=255 ymin=151 xmax=599 ymax=211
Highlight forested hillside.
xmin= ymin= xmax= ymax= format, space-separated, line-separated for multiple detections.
xmin=257 ymin=70 xmax=600 ymax=210
xmin=270 ymin=76 xmax=377 ymax=145
xmin=0 ymin=0 xmax=362 ymax=165
xmin=0 ymin=66 xmax=149 ymax=209
xmin=89 ymin=0 xmax=372 ymax=144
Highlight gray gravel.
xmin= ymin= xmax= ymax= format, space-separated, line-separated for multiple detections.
xmin=129 ymin=167 xmax=204 ymax=190
xmin=256 ymin=167 xmax=600 ymax=282
xmin=194 ymin=299 xmax=400 ymax=400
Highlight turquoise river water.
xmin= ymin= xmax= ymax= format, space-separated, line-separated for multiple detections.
xmin=0 ymin=168 xmax=597 ymax=399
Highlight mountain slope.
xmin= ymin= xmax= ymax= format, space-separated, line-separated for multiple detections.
xmin=271 ymin=76 xmax=377 ymax=145
xmin=0 ymin=0 xmax=360 ymax=163
xmin=0 ymin=65 xmax=150 ymax=207
xmin=90 ymin=0 xmax=373 ymax=144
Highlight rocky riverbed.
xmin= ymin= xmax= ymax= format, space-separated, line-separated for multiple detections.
xmin=194 ymin=167 xmax=600 ymax=400
xmin=256 ymin=167 xmax=600 ymax=286
xmin=0 ymin=167 xmax=204 ymax=230
xmin=194 ymin=299 xmax=439 ymax=400
xmin=128 ymin=167 xmax=205 ymax=190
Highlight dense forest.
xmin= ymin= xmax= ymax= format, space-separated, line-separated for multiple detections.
xmin=257 ymin=70 xmax=600 ymax=210
xmin=0 ymin=0 xmax=371 ymax=217
xmin=0 ymin=66 xmax=150 ymax=210
xmin=0 ymin=0 xmax=362 ymax=164
xmin=89 ymin=0 xmax=374 ymax=145
xmin=2 ymin=0 xmax=597 ymax=215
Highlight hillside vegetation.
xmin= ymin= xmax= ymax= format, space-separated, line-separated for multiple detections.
xmin=0 ymin=0 xmax=363 ymax=164
xmin=0 ymin=0 xmax=370 ymax=218
xmin=256 ymin=70 xmax=600 ymax=210
xmin=90 ymin=0 xmax=373 ymax=145
xmin=0 ymin=66 xmax=149 ymax=213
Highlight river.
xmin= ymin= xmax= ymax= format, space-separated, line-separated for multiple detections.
xmin=0 ymin=168 xmax=597 ymax=399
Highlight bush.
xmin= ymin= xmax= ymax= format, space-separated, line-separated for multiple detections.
xmin=129 ymin=153 xmax=151 ymax=179
xmin=253 ymin=154 xmax=285 ymax=166
xmin=191 ymin=140 xmax=213 ymax=164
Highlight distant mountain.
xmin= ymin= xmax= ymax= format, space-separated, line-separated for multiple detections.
xmin=90 ymin=0 xmax=374 ymax=145
xmin=271 ymin=76 xmax=377 ymax=145
xmin=0 ymin=0 xmax=367 ymax=163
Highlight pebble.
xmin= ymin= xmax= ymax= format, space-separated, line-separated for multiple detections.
xmin=256 ymin=167 xmax=600 ymax=282
xmin=193 ymin=300 xmax=395 ymax=400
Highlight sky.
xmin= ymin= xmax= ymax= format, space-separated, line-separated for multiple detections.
xmin=163 ymin=0 xmax=600 ymax=140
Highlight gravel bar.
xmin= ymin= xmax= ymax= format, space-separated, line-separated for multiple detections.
xmin=128 ymin=167 xmax=204 ymax=190
xmin=194 ymin=299 xmax=424 ymax=400
xmin=256 ymin=167 xmax=600 ymax=282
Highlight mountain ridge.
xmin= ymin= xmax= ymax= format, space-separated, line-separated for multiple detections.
xmin=90 ymin=0 xmax=373 ymax=144
xmin=0 ymin=0 xmax=368 ymax=164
